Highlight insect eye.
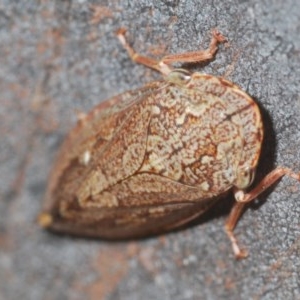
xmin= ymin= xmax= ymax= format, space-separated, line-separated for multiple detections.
xmin=235 ymin=167 xmax=256 ymax=189
xmin=242 ymin=169 xmax=249 ymax=177
xmin=166 ymin=69 xmax=192 ymax=85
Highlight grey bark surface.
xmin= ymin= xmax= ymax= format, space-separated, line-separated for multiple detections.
xmin=1 ymin=1 xmax=300 ymax=299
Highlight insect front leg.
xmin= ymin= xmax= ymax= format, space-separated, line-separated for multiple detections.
xmin=226 ymin=167 xmax=300 ymax=259
xmin=116 ymin=28 xmax=226 ymax=76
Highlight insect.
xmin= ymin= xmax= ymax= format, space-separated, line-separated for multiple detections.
xmin=38 ymin=28 xmax=300 ymax=259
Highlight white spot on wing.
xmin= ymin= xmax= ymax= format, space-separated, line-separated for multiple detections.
xmin=79 ymin=150 xmax=91 ymax=166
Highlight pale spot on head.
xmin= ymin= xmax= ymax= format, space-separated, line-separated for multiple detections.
xmin=224 ymin=167 xmax=235 ymax=183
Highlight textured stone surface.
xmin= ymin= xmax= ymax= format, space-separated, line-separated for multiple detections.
xmin=0 ymin=1 xmax=300 ymax=299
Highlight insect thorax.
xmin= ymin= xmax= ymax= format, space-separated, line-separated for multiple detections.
xmin=140 ymin=73 xmax=263 ymax=194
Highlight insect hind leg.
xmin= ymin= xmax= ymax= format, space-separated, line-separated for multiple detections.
xmin=225 ymin=167 xmax=300 ymax=259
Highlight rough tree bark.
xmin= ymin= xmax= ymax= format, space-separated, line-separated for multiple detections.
xmin=1 ymin=1 xmax=299 ymax=299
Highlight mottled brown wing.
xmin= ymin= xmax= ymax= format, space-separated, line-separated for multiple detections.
xmin=46 ymin=174 xmax=222 ymax=239
xmin=42 ymin=81 xmax=162 ymax=213
xmin=42 ymin=81 xmax=235 ymax=238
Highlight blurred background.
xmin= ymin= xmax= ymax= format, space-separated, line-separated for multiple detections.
xmin=0 ymin=1 xmax=300 ymax=299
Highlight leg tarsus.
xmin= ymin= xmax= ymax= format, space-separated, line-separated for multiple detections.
xmin=226 ymin=226 xmax=249 ymax=259
xmin=161 ymin=28 xmax=227 ymax=65
xmin=225 ymin=202 xmax=248 ymax=259
xmin=116 ymin=28 xmax=165 ymax=73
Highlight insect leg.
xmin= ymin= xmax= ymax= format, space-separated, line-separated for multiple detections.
xmin=116 ymin=28 xmax=226 ymax=76
xmin=226 ymin=167 xmax=300 ymax=259
xmin=116 ymin=28 xmax=171 ymax=74
xmin=161 ymin=29 xmax=226 ymax=65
